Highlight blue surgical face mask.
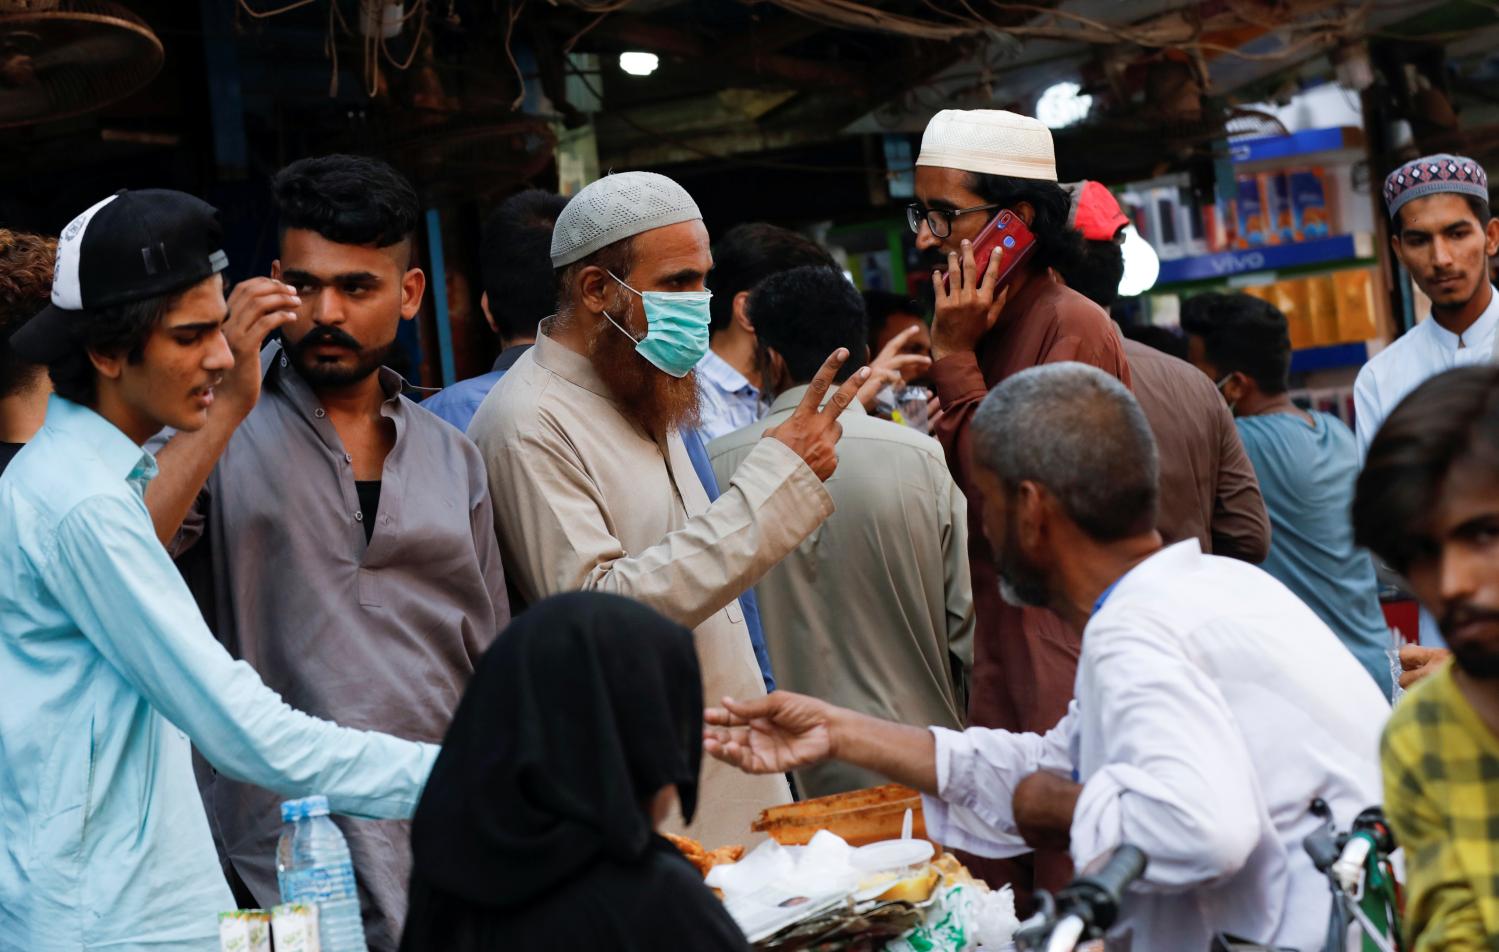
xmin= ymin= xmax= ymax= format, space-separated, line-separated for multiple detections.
xmin=601 ymin=270 xmax=712 ymax=378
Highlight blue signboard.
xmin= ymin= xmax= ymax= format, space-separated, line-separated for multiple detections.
xmin=1157 ymin=234 xmax=1359 ymax=285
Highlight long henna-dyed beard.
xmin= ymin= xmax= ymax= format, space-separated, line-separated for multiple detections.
xmin=587 ymin=308 xmax=701 ymax=442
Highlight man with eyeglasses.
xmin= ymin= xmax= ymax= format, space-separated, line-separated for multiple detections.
xmin=910 ymin=108 xmax=1131 ymax=908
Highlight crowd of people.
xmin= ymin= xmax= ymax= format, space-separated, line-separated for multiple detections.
xmin=1 ymin=106 xmax=1498 ymax=952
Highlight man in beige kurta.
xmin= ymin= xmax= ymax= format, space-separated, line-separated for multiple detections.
xmin=470 ymin=170 xmax=866 ymax=848
xmin=707 ymin=265 xmax=972 ymax=800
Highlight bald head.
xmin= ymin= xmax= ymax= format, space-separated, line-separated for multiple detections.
xmin=973 ymin=363 xmax=1158 ymax=541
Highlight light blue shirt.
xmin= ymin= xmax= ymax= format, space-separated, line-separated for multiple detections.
xmin=694 ymin=349 xmax=765 ymax=443
xmin=0 ymin=397 xmax=437 ymax=952
xmin=1236 ymin=410 xmax=1394 ymax=699
xmin=422 ymin=344 xmax=532 ymax=434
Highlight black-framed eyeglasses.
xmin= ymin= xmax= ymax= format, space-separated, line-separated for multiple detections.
xmin=905 ymin=202 xmax=1002 ymax=239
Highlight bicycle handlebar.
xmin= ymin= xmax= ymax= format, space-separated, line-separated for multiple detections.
xmin=1067 ymin=843 xmax=1149 ymax=916
xmin=1017 ymin=845 xmax=1149 ymax=951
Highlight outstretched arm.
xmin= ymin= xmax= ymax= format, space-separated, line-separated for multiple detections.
xmin=703 ymin=691 xmax=939 ymax=794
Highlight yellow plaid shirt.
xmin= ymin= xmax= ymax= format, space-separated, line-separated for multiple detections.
xmin=1383 ymin=661 xmax=1499 ymax=951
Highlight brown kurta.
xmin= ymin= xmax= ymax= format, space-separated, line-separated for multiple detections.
xmin=929 ymin=274 xmax=1130 ymax=906
xmin=930 ymin=275 xmax=1130 ymax=736
xmin=1121 ymin=338 xmax=1270 ymax=561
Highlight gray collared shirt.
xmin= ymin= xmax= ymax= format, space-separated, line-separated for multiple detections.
xmin=167 ymin=341 xmax=508 ymax=951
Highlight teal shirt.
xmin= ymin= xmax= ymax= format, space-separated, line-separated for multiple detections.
xmin=0 ymin=397 xmax=437 ymax=951
xmin=1235 ymin=410 xmax=1394 ymax=699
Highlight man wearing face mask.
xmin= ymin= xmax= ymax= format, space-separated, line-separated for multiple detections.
xmin=1182 ymin=292 xmax=1392 ymax=698
xmin=470 ymin=171 xmax=868 ymax=848
xmin=146 ymin=155 xmax=508 ymax=951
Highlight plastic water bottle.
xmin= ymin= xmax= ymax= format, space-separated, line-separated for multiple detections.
xmin=276 ymin=795 xmax=369 ymax=952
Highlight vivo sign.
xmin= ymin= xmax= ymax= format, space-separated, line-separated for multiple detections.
xmin=1155 ymin=234 xmax=1357 ymax=285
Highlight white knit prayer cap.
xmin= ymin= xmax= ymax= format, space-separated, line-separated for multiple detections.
xmin=916 ymin=109 xmax=1058 ymax=182
xmin=550 ymin=171 xmax=703 ymax=267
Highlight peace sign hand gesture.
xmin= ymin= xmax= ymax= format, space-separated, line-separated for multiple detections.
xmin=764 ymin=348 xmax=870 ymax=481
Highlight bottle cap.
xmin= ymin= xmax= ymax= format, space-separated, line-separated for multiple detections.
xmin=279 ymin=799 xmax=303 ymax=823
xmin=301 ymin=794 xmax=331 ymax=817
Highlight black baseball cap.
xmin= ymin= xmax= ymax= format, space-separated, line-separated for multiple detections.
xmin=11 ymin=188 xmax=230 ymax=363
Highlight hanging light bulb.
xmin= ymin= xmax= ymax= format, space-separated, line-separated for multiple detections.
xmin=618 ymin=52 xmax=659 ymax=77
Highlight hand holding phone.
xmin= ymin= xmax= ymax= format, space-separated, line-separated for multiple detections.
xmin=941 ymin=209 xmax=1036 ymax=292
xmin=931 ymin=210 xmax=1033 ymax=359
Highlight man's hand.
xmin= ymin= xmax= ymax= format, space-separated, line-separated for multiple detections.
xmin=217 ymin=277 xmax=301 ymax=419
xmin=703 ymin=691 xmax=838 ymax=775
xmin=764 ymin=348 xmax=870 ymax=481
xmin=930 ymin=239 xmax=1009 ymax=361
xmin=1399 ymin=645 xmax=1451 ymax=689
xmin=1012 ymin=770 xmax=1081 ymax=852
xmin=857 ymin=324 xmax=933 ymax=410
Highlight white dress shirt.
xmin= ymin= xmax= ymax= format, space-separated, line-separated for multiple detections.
xmin=1353 ymin=285 xmax=1499 ymax=647
xmin=1355 ymin=285 xmax=1499 ymax=458
xmin=922 ymin=541 xmax=1387 ymax=951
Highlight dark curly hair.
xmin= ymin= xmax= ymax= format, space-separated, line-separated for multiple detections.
xmin=966 ymin=173 xmax=1087 ymax=276
xmin=47 ymin=291 xmax=180 ymax=408
xmin=750 ymin=265 xmax=867 ymax=384
xmin=273 ymin=154 xmax=420 ymax=248
xmin=0 ymin=229 xmax=56 ymax=398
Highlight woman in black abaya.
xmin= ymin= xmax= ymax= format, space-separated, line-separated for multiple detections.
xmin=399 ymin=591 xmax=750 ymax=951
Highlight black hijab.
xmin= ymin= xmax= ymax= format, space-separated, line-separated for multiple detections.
xmin=408 ymin=591 xmax=705 ymax=909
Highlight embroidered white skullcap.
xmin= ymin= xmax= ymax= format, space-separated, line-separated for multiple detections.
xmin=916 ymin=109 xmax=1058 ymax=182
xmin=550 ymin=171 xmax=702 ymax=267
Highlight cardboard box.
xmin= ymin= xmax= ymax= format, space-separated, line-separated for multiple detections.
xmin=1303 ymin=274 xmax=1340 ymax=345
xmin=1334 ymin=268 xmax=1379 ymax=342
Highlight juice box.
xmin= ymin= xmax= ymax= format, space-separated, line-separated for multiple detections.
xmin=1234 ymin=174 xmax=1269 ymax=248
xmin=1288 ymin=166 xmax=1333 ymax=240
xmin=1262 ymin=171 xmax=1296 ymax=244
xmin=217 ymin=910 xmax=271 ymax=952
xmin=270 ymin=903 xmax=321 ymax=952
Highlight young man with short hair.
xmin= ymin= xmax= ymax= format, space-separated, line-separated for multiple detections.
xmin=0 ymin=229 xmax=55 ymax=473
xmin=1356 ymin=155 xmax=1499 ymax=458
xmin=0 ymin=189 xmax=436 ymax=952
xmin=423 ymin=188 xmax=567 ymax=433
xmin=709 ymin=266 xmax=972 ymax=798
xmin=1184 ymin=292 xmax=1392 ymax=698
xmin=148 ymin=156 xmax=508 ymax=951
xmin=1356 ymin=154 xmax=1499 ymax=650
xmin=1355 ymin=365 xmax=1499 ymax=948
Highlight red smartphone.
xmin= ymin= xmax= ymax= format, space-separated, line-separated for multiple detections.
xmin=942 ymin=209 xmax=1036 ymax=292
